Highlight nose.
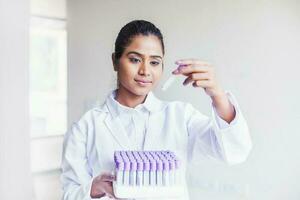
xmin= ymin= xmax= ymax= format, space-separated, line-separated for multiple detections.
xmin=138 ymin=62 xmax=150 ymax=76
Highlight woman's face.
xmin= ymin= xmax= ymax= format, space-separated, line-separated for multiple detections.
xmin=115 ymin=35 xmax=164 ymax=97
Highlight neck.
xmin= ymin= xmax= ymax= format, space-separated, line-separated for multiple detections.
xmin=115 ymin=87 xmax=147 ymax=108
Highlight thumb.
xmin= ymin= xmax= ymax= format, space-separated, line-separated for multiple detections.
xmin=100 ymin=172 xmax=115 ymax=182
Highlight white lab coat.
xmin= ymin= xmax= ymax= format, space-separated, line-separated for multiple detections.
xmin=61 ymin=90 xmax=252 ymax=200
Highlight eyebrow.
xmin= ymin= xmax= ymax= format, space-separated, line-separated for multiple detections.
xmin=126 ymin=51 xmax=163 ymax=60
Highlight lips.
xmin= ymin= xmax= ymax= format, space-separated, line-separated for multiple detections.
xmin=134 ymin=79 xmax=152 ymax=83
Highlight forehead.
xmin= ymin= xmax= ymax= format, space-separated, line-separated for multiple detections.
xmin=124 ymin=35 xmax=163 ymax=57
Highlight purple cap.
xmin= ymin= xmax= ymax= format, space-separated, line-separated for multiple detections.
xmin=170 ymin=153 xmax=176 ymax=159
xmin=124 ymin=160 xmax=130 ymax=171
xmin=115 ymin=156 xmax=122 ymax=162
xmin=125 ymin=151 xmax=132 ymax=157
xmin=123 ymin=156 xmax=129 ymax=162
xmin=142 ymin=156 xmax=149 ymax=161
xmin=175 ymin=159 xmax=180 ymax=169
xmin=166 ymin=155 xmax=172 ymax=161
xmin=116 ymin=160 xmax=124 ymax=170
xmin=135 ymin=156 xmax=142 ymax=161
xmin=156 ymin=160 xmax=163 ymax=171
xmin=143 ymin=160 xmax=150 ymax=171
xmin=158 ymin=154 xmax=165 ymax=161
xmin=130 ymin=161 xmax=137 ymax=171
xmin=128 ymin=153 xmax=134 ymax=158
xmin=137 ymin=161 xmax=143 ymax=171
xmin=128 ymin=155 xmax=135 ymax=161
xmin=121 ymin=152 xmax=127 ymax=159
xmin=163 ymin=160 xmax=170 ymax=171
xmin=153 ymin=155 xmax=159 ymax=160
xmin=169 ymin=160 xmax=175 ymax=170
xmin=150 ymin=160 xmax=157 ymax=171
xmin=133 ymin=151 xmax=140 ymax=160
xmin=137 ymin=151 xmax=144 ymax=157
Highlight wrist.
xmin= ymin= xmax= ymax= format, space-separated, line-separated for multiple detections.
xmin=211 ymin=91 xmax=236 ymax=123
xmin=210 ymin=88 xmax=226 ymax=103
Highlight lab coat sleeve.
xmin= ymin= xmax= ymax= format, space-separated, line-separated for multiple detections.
xmin=61 ymin=121 xmax=94 ymax=200
xmin=186 ymin=91 xmax=252 ymax=165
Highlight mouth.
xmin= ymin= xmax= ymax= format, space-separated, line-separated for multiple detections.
xmin=134 ymin=79 xmax=152 ymax=86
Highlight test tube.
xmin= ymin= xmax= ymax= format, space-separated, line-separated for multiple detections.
xmin=136 ymin=160 xmax=143 ymax=186
xmin=169 ymin=160 xmax=175 ymax=186
xmin=156 ymin=160 xmax=163 ymax=186
xmin=123 ymin=159 xmax=130 ymax=186
xmin=162 ymin=159 xmax=170 ymax=186
xmin=161 ymin=76 xmax=177 ymax=91
xmin=150 ymin=159 xmax=157 ymax=186
xmin=143 ymin=160 xmax=150 ymax=186
xmin=116 ymin=160 xmax=124 ymax=185
xmin=174 ymin=159 xmax=180 ymax=185
xmin=161 ymin=64 xmax=188 ymax=91
xmin=130 ymin=160 xmax=137 ymax=186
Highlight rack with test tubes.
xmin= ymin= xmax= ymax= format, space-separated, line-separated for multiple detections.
xmin=113 ymin=150 xmax=184 ymax=199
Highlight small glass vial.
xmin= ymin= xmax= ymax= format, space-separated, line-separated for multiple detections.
xmin=169 ymin=160 xmax=175 ymax=186
xmin=162 ymin=159 xmax=170 ymax=186
xmin=115 ymin=159 xmax=124 ymax=185
xmin=136 ymin=160 xmax=143 ymax=186
xmin=150 ymin=159 xmax=157 ymax=186
xmin=123 ymin=159 xmax=130 ymax=186
xmin=156 ymin=160 xmax=163 ymax=186
xmin=129 ymin=160 xmax=137 ymax=186
xmin=143 ymin=160 xmax=150 ymax=186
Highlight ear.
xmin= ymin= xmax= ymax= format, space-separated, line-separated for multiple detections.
xmin=112 ymin=53 xmax=119 ymax=72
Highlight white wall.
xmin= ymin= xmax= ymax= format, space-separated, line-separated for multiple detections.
xmin=67 ymin=0 xmax=300 ymax=199
xmin=0 ymin=0 xmax=33 ymax=199
xmin=31 ymin=0 xmax=66 ymax=19
xmin=29 ymin=0 xmax=66 ymax=200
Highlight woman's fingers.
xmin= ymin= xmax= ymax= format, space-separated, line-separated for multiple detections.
xmin=173 ymin=65 xmax=211 ymax=75
xmin=192 ymin=80 xmax=211 ymax=88
xmin=173 ymin=59 xmax=212 ymax=75
xmin=175 ymin=59 xmax=211 ymax=66
xmin=173 ymin=58 xmax=223 ymax=97
xmin=102 ymin=182 xmax=119 ymax=199
xmin=183 ymin=72 xmax=210 ymax=85
xmin=100 ymin=172 xmax=115 ymax=182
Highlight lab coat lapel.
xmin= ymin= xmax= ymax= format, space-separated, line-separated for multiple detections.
xmin=143 ymin=112 xmax=165 ymax=150
xmin=142 ymin=92 xmax=166 ymax=150
xmin=103 ymin=92 xmax=132 ymax=149
xmin=103 ymin=90 xmax=166 ymax=150
xmin=104 ymin=114 xmax=132 ymax=149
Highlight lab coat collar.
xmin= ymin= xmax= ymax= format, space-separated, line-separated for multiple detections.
xmin=105 ymin=90 xmax=164 ymax=118
xmin=101 ymin=90 xmax=165 ymax=149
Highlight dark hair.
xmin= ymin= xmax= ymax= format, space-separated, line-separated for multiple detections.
xmin=114 ymin=20 xmax=165 ymax=61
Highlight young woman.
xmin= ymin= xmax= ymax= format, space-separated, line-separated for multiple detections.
xmin=61 ymin=20 xmax=252 ymax=200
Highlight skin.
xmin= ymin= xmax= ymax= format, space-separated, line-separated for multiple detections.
xmin=113 ymin=35 xmax=164 ymax=108
xmin=91 ymin=34 xmax=235 ymax=199
xmin=172 ymin=59 xmax=236 ymax=122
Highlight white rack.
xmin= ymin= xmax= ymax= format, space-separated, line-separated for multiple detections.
xmin=113 ymin=182 xmax=185 ymax=199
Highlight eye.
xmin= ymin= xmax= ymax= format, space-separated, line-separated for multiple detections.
xmin=129 ymin=57 xmax=141 ymax=63
xmin=150 ymin=61 xmax=160 ymax=66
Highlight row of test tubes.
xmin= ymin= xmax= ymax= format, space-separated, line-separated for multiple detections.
xmin=114 ymin=151 xmax=181 ymax=187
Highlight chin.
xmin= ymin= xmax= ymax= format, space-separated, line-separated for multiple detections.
xmin=133 ymin=88 xmax=151 ymax=96
xmin=128 ymin=86 xmax=152 ymax=97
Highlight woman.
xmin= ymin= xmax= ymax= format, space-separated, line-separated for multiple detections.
xmin=61 ymin=20 xmax=252 ymax=200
